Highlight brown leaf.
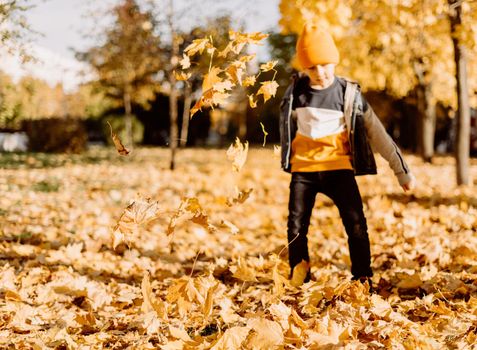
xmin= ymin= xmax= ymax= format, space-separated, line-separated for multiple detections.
xmin=226 ymin=187 xmax=253 ymax=207
xmin=107 ymin=121 xmax=129 ymax=156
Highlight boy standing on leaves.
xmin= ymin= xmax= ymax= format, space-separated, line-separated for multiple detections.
xmin=279 ymin=23 xmax=416 ymax=288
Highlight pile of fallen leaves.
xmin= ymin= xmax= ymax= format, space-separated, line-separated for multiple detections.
xmin=1 ymin=146 xmax=477 ymax=349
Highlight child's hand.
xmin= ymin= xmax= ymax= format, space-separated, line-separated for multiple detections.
xmin=401 ymin=174 xmax=416 ymax=192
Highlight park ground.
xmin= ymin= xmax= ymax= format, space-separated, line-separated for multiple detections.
xmin=1 ymin=147 xmax=477 ymax=348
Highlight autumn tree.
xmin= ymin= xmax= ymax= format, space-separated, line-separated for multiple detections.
xmin=448 ymin=0 xmax=474 ymax=185
xmin=77 ymin=0 xmax=163 ymax=147
xmin=0 ymin=0 xmax=35 ymax=60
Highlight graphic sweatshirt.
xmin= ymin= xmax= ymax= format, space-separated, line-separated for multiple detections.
xmin=290 ymin=77 xmax=359 ymax=172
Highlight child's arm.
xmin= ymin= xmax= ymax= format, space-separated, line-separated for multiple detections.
xmin=359 ymin=93 xmax=416 ymax=191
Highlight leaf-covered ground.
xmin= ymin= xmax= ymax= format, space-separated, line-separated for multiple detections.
xmin=1 ymin=147 xmax=477 ymax=349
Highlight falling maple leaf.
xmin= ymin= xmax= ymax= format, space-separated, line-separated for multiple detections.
xmin=202 ymin=67 xmax=223 ymax=92
xmin=239 ymin=54 xmax=256 ymax=63
xmin=226 ymin=187 xmax=253 ymax=207
xmin=167 ymin=197 xmax=216 ymax=236
xmin=112 ymin=197 xmax=161 ymax=249
xmin=260 ymin=122 xmax=268 ymax=147
xmin=174 ymin=70 xmax=192 ymax=81
xmin=179 ymin=54 xmax=191 ymax=69
xmin=107 ymin=121 xmax=129 ymax=156
xmin=248 ymin=95 xmax=257 ymax=108
xmin=257 ymin=81 xmax=279 ymax=103
xmin=260 ymin=60 xmax=278 ymax=72
xmin=226 ymin=137 xmax=248 ymax=172
xmin=184 ymin=38 xmax=211 ymax=56
xmin=243 ymin=75 xmax=257 ymax=87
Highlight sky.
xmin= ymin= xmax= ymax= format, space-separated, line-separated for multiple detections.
xmin=0 ymin=0 xmax=281 ymax=92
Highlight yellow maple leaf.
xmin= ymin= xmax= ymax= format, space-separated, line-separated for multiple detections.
xmin=167 ymin=197 xmax=216 ymax=236
xmin=211 ymin=91 xmax=230 ymax=106
xmin=243 ymin=75 xmax=257 ymax=87
xmin=226 ymin=137 xmax=249 ymax=172
xmin=184 ymin=38 xmax=211 ymax=56
xmin=257 ymin=81 xmax=279 ymax=103
xmin=240 ymin=54 xmax=256 ymax=62
xmin=112 ymin=197 xmax=161 ymax=249
xmin=248 ymin=94 xmax=257 ymax=108
xmin=226 ymin=64 xmax=244 ymax=86
xmin=260 ymin=60 xmax=278 ymax=72
xmin=174 ymin=70 xmax=191 ymax=81
xmin=212 ymin=80 xmax=233 ymax=92
xmin=202 ymin=67 xmax=223 ymax=92
xmin=179 ymin=54 xmax=191 ymax=69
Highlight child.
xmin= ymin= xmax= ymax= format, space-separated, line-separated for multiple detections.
xmin=279 ymin=23 xmax=416 ymax=287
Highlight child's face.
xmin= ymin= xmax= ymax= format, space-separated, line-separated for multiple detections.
xmin=303 ymin=64 xmax=335 ymax=86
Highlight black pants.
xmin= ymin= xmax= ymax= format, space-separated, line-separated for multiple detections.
xmin=287 ymin=170 xmax=372 ymax=279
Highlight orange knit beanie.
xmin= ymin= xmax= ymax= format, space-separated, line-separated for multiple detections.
xmin=296 ymin=23 xmax=340 ymax=68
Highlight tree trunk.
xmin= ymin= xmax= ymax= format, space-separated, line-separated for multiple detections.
xmin=168 ymin=0 xmax=179 ymax=170
xmin=416 ymin=83 xmax=436 ymax=162
xmin=123 ymin=88 xmax=133 ymax=148
xmin=449 ymin=0 xmax=470 ymax=185
xmin=180 ymin=83 xmax=192 ymax=148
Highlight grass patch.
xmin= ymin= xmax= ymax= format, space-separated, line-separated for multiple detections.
xmin=32 ymin=179 xmax=61 ymax=192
